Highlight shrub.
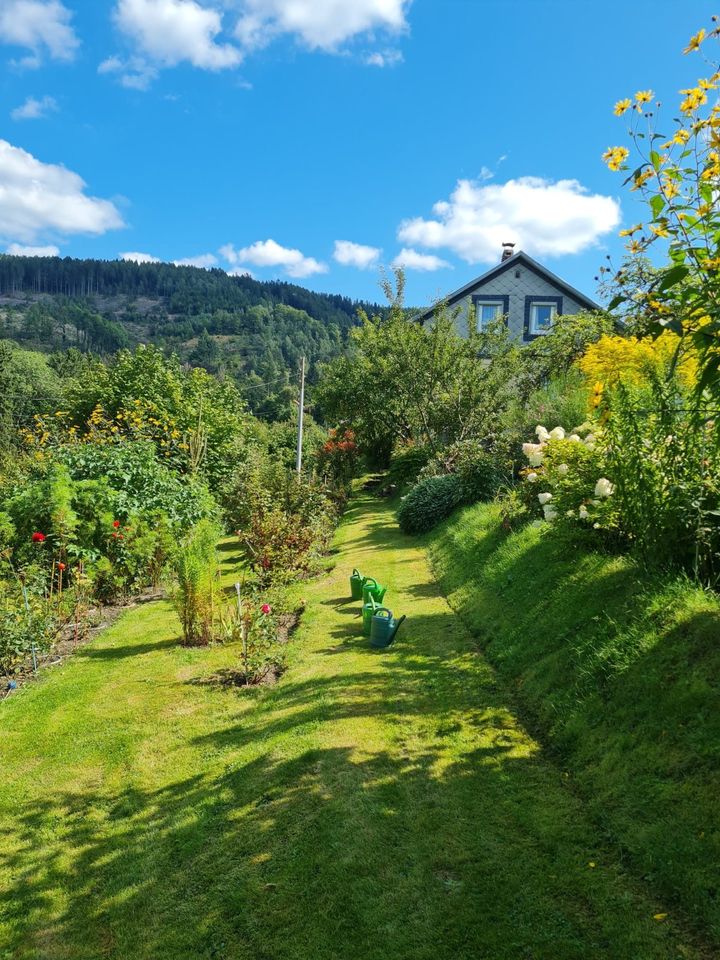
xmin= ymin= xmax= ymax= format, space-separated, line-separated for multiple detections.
xmin=172 ymin=519 xmax=222 ymax=645
xmin=397 ymin=475 xmax=464 ymax=535
xmin=388 ymin=445 xmax=433 ymax=490
xmin=421 ymin=440 xmax=508 ymax=504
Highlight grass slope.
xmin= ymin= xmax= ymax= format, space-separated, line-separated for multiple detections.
xmin=429 ymin=502 xmax=720 ymax=947
xmin=0 ymin=496 xmax=704 ymax=959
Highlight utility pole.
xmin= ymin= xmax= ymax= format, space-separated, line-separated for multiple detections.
xmin=295 ymin=355 xmax=306 ymax=476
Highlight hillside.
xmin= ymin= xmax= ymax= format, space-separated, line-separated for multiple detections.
xmin=0 ymin=255 xmax=385 ymax=417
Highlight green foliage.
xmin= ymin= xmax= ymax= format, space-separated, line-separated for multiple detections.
xmin=172 ymin=519 xmax=222 ymax=645
xmin=422 ymin=439 xmax=509 ymax=504
xmin=0 ymin=341 xmax=63 ymax=450
xmin=388 ymin=445 xmax=433 ymax=490
xmin=397 ymin=474 xmax=464 ymax=535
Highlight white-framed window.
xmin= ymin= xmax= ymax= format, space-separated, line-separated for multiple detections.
xmin=529 ymin=301 xmax=558 ymax=335
xmin=475 ymin=300 xmax=505 ymax=332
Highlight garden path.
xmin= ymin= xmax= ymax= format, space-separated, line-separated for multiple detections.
xmin=0 ymin=494 xmax=702 ymax=959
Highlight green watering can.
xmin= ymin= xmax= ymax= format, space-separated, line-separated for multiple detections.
xmin=350 ymin=568 xmax=367 ymax=601
xmin=370 ymin=608 xmax=406 ymax=649
xmin=362 ymin=596 xmax=379 ymax=637
xmin=362 ymin=577 xmax=387 ymax=605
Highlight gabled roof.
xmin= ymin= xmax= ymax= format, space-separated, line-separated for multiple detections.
xmin=414 ymin=250 xmax=600 ymax=322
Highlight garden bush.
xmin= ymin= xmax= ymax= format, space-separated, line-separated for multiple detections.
xmin=397 ymin=474 xmax=464 ymax=535
xmin=388 ymin=445 xmax=433 ymax=490
xmin=421 ymin=440 xmax=508 ymax=504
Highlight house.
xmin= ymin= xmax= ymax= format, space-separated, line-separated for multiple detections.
xmin=416 ymin=243 xmax=600 ymax=342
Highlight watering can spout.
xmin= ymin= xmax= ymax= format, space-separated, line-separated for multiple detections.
xmin=388 ymin=614 xmax=406 ymax=645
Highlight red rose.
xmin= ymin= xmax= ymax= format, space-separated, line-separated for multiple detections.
xmin=31 ymin=532 xmax=46 ymax=543
xmin=113 ymin=520 xmax=121 ymax=529
xmin=57 ymin=562 xmax=66 ymax=571
xmin=261 ymin=603 xmax=272 ymax=615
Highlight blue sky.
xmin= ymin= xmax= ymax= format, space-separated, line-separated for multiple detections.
xmin=0 ymin=0 xmax=718 ymax=306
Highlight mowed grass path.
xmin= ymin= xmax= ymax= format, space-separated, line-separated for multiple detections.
xmin=0 ymin=495 xmax=701 ymax=960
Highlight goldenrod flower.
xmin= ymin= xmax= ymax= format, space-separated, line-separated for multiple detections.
xmin=683 ymin=28 xmax=706 ymax=54
xmin=602 ymin=145 xmax=629 ymax=171
xmin=614 ymin=98 xmax=632 ymax=116
xmin=635 ymin=89 xmax=654 ymax=103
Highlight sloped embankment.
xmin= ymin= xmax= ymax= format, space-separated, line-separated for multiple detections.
xmin=429 ymin=501 xmax=720 ymax=944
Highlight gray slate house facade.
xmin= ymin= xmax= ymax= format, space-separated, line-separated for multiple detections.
xmin=417 ymin=244 xmax=599 ymax=342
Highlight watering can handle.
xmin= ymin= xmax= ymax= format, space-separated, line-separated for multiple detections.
xmin=374 ymin=607 xmax=393 ymax=619
xmin=352 ymin=568 xmax=361 ymax=577
xmin=365 ymin=577 xmax=378 ymax=588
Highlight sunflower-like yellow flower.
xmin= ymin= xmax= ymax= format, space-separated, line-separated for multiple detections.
xmin=684 ymin=28 xmax=706 ymax=54
xmin=635 ymin=90 xmax=654 ymax=103
xmin=680 ymin=86 xmax=708 ymax=114
xmin=698 ymin=77 xmax=717 ymax=91
xmin=602 ymin=146 xmax=629 ymax=171
xmin=663 ymin=180 xmax=680 ymax=199
xmin=649 ymin=223 xmax=671 ymax=239
xmin=614 ymin=98 xmax=632 ymax=116
xmin=701 ymin=150 xmax=720 ymax=181
xmin=630 ymin=168 xmax=654 ymax=191
xmin=619 ymin=223 xmax=643 ymax=237
xmin=627 ymin=239 xmax=643 ymax=254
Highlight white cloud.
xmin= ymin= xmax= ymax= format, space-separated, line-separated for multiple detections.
xmin=221 ymin=239 xmax=327 ymax=278
xmin=333 ymin=239 xmax=380 ymax=270
xmin=0 ymin=140 xmax=125 ymax=245
xmin=120 ymin=251 xmax=161 ymax=263
xmin=111 ymin=0 xmax=242 ymax=84
xmin=6 ymin=242 xmax=60 ymax=256
xmin=11 ymin=95 xmax=58 ymax=120
xmin=364 ymin=48 xmax=403 ymax=67
xmin=234 ymin=0 xmax=410 ymax=53
xmin=392 ymin=248 xmax=451 ymax=272
xmin=398 ymin=175 xmax=621 ymax=265
xmin=0 ymin=1 xmax=79 ymax=64
xmin=173 ymin=253 xmax=218 ymax=268
xmin=99 ymin=54 xmax=158 ymax=90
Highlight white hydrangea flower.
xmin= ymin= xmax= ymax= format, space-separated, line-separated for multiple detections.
xmin=594 ymin=477 xmax=614 ymax=498
xmin=522 ymin=442 xmax=537 ymax=457
xmin=568 ymin=434 xmax=581 ymax=442
xmin=538 ymin=492 xmax=553 ymax=505
xmin=529 ymin=451 xmax=544 ymax=466
xmin=549 ymin=426 xmax=566 ymax=441
xmin=543 ymin=504 xmax=558 ymax=521
xmin=566 ymin=510 xmax=575 ymax=517
xmin=535 ymin=425 xmax=550 ymax=441
xmin=527 ymin=472 xmax=538 ymax=482
xmin=556 ymin=463 xmax=569 ymax=476
xmin=579 ymin=504 xmax=589 ymax=520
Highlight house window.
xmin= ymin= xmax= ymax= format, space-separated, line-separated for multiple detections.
xmin=524 ymin=296 xmax=563 ymax=338
xmin=473 ymin=295 xmax=509 ymax=332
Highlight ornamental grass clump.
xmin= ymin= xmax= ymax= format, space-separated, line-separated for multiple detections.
xmin=397 ymin=475 xmax=464 ymax=535
xmin=172 ymin=519 xmax=222 ymax=645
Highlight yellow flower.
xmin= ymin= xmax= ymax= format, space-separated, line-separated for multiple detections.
xmin=662 ymin=180 xmax=680 ymax=199
xmin=602 ymin=146 xmax=629 ymax=171
xmin=614 ymin=98 xmax=632 ymax=116
xmin=649 ymin=223 xmax=671 ymax=238
xmin=619 ymin=223 xmax=643 ymax=237
xmin=699 ymin=77 xmax=717 ymax=90
xmin=627 ymin=239 xmax=643 ymax=254
xmin=653 ymin=913 xmax=668 ymax=922
xmin=683 ymin=28 xmax=706 ymax=54
xmin=635 ymin=90 xmax=654 ymax=103
xmin=680 ymin=87 xmax=708 ymax=114
xmin=631 ymin=168 xmax=654 ymax=191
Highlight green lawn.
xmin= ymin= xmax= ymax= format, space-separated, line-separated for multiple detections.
xmin=0 ymin=495 xmax=706 ymax=959
xmin=429 ymin=501 xmax=720 ymax=949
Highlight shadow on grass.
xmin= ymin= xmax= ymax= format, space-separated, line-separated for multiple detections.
xmin=78 ymin=637 xmax=179 ymax=660
xmin=0 ymin=630 xmax=687 ymax=960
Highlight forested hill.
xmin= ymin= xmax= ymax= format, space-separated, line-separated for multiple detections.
xmin=0 ymin=254 xmax=386 ymax=418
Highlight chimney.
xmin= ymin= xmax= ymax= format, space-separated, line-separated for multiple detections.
xmin=501 ymin=242 xmax=515 ymax=262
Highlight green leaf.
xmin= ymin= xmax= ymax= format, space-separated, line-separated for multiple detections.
xmin=656 ymin=265 xmax=689 ymax=291
xmin=650 ymin=194 xmax=666 ymax=218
